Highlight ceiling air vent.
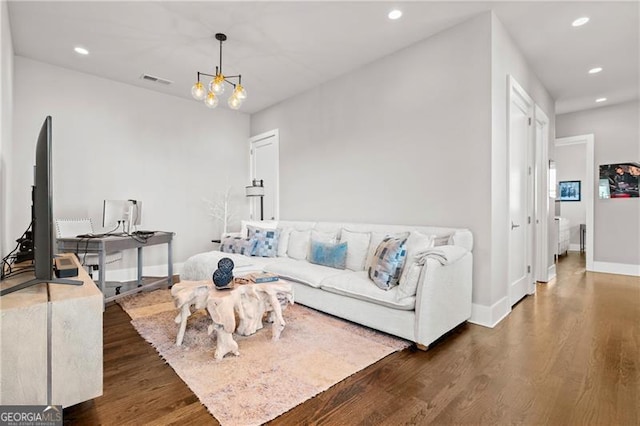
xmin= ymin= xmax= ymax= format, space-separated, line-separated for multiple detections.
xmin=139 ymin=74 xmax=173 ymax=85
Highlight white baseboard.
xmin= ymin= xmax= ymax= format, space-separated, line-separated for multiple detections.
xmin=547 ymin=264 xmax=557 ymax=282
xmin=469 ymin=296 xmax=511 ymax=328
xmin=101 ymin=262 xmax=184 ymax=282
xmin=591 ymin=261 xmax=640 ymax=277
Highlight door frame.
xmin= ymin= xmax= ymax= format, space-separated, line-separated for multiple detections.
xmin=534 ymin=105 xmax=550 ymax=283
xmin=249 ymin=129 xmax=280 ymax=220
xmin=554 ymin=134 xmax=594 ymax=271
xmin=507 ymin=75 xmax=536 ymax=302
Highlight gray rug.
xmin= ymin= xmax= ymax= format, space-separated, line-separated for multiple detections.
xmin=118 ymin=289 xmax=410 ymax=425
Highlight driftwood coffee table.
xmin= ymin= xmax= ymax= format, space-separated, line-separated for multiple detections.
xmin=171 ymin=278 xmax=294 ymax=360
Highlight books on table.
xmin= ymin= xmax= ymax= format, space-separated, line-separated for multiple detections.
xmin=247 ymin=272 xmax=279 ymax=283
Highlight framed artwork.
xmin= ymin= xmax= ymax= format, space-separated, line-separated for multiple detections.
xmin=558 ymin=180 xmax=581 ymax=202
xmin=599 ymin=163 xmax=640 ymax=199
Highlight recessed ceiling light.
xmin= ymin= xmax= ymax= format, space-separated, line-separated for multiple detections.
xmin=388 ymin=9 xmax=402 ymax=20
xmin=595 ymin=97 xmax=607 ymax=103
xmin=74 ymin=46 xmax=89 ymax=55
xmin=572 ymin=17 xmax=590 ymax=27
xmin=588 ymin=67 xmax=603 ymax=74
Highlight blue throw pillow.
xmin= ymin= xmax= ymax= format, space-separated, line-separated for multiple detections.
xmin=247 ymin=226 xmax=280 ymax=257
xmin=368 ymin=235 xmax=408 ymax=290
xmin=220 ymin=236 xmax=256 ymax=256
xmin=308 ymin=240 xmax=348 ymax=270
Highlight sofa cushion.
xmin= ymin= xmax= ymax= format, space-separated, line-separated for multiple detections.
xmin=397 ymin=231 xmax=435 ymax=299
xmin=320 ymin=271 xmax=416 ymax=310
xmin=308 ymin=241 xmax=347 ymax=269
xmin=277 ymin=227 xmax=292 ymax=257
xmin=368 ymin=235 xmax=408 ymax=290
xmin=220 ymin=236 xmax=256 ymax=256
xmin=263 ymin=259 xmax=350 ymax=288
xmin=247 ymin=225 xmax=280 ymax=258
xmin=311 ymin=229 xmax=338 ymax=244
xmin=340 ymin=229 xmax=371 ymax=271
xmin=287 ymin=229 xmax=311 ymax=260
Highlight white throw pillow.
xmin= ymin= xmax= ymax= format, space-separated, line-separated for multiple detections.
xmin=311 ymin=229 xmax=337 ymax=244
xmin=277 ymin=227 xmax=292 ymax=257
xmin=287 ymin=229 xmax=311 ymax=260
xmin=397 ymin=231 xmax=435 ymax=299
xmin=340 ymin=229 xmax=371 ymax=271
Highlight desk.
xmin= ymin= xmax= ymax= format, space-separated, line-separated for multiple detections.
xmin=0 ymin=253 xmax=102 ymax=407
xmin=57 ymin=231 xmax=173 ymax=303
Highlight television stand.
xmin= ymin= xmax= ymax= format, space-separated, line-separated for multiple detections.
xmin=0 ymin=253 xmax=102 ymax=407
xmin=0 ymin=277 xmax=82 ymax=297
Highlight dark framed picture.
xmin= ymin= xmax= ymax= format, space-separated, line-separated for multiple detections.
xmin=599 ymin=163 xmax=640 ymax=199
xmin=558 ymin=180 xmax=581 ymax=201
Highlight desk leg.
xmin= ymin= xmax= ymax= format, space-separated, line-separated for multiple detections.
xmin=98 ymin=246 xmax=106 ymax=296
xmin=137 ymin=247 xmax=143 ymax=287
xmin=167 ymin=239 xmax=173 ymax=286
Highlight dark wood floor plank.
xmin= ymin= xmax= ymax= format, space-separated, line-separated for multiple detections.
xmin=64 ymin=253 xmax=640 ymax=425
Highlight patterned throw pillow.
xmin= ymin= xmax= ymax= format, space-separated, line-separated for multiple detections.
xmin=220 ymin=236 xmax=256 ymax=256
xmin=308 ymin=240 xmax=348 ymax=270
xmin=247 ymin=225 xmax=281 ymax=258
xmin=368 ymin=235 xmax=408 ymax=290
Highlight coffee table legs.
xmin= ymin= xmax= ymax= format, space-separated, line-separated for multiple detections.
xmin=173 ymin=281 xmax=294 ymax=360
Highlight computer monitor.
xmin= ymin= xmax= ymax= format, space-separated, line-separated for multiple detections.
xmin=102 ymin=199 xmax=142 ymax=232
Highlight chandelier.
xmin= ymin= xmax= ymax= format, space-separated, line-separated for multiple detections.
xmin=191 ymin=33 xmax=247 ymax=110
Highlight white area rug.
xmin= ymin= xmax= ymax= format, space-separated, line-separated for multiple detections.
xmin=118 ymin=289 xmax=410 ymax=425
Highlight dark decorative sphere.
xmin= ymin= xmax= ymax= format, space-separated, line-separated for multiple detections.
xmin=218 ymin=257 xmax=234 ymax=273
xmin=213 ymin=268 xmax=233 ymax=289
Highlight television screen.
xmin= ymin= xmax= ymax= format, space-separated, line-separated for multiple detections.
xmin=558 ymin=180 xmax=581 ymax=202
xmin=599 ymin=163 xmax=640 ymax=198
xmin=0 ymin=116 xmax=81 ymax=296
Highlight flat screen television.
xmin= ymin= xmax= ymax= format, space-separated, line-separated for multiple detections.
xmin=0 ymin=116 xmax=82 ymax=296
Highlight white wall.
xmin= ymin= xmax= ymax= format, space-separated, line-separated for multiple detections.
xmin=11 ymin=57 xmax=250 ymax=271
xmin=556 ymin=100 xmax=640 ymax=270
xmin=489 ymin=13 xmax=555 ymax=323
xmin=555 ymin=143 xmax=586 ymax=247
xmin=0 ymin=0 xmax=13 ymax=256
xmin=251 ymin=13 xmax=493 ymax=308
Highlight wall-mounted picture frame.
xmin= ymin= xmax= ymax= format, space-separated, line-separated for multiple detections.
xmin=599 ymin=163 xmax=640 ymax=199
xmin=558 ymin=180 xmax=581 ymax=202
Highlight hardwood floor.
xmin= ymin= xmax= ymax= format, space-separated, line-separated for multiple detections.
xmin=64 ymin=253 xmax=639 ymax=425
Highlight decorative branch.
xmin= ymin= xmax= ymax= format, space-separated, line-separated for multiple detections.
xmin=203 ymin=186 xmax=239 ymax=237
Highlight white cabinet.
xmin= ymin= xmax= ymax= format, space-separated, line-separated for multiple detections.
xmin=555 ymin=217 xmax=570 ymax=257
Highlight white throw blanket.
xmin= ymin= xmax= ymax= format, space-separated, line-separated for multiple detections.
xmin=415 ymin=245 xmax=468 ymax=266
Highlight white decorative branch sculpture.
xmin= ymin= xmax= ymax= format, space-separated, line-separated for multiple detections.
xmin=203 ymin=184 xmax=239 ymax=237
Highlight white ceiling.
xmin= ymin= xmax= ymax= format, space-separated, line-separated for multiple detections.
xmin=7 ymin=1 xmax=639 ymax=115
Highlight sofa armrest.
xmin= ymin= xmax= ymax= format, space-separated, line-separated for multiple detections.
xmin=413 ymin=248 xmax=472 ymax=347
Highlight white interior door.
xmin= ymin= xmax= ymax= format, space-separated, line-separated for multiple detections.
xmin=249 ymin=130 xmax=279 ymax=221
xmin=508 ymin=76 xmax=535 ymax=306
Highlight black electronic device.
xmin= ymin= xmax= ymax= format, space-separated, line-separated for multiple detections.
xmin=0 ymin=117 xmax=82 ymax=296
xmin=132 ymin=230 xmax=155 ymax=236
xmin=54 ymin=257 xmax=79 ymax=278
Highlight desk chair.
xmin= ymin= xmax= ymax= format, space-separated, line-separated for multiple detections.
xmin=54 ymin=218 xmax=123 ymax=281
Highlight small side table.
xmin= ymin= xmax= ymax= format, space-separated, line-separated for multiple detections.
xmin=579 ymin=224 xmax=586 ymax=253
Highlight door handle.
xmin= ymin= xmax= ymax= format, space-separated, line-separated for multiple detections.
xmin=511 ymin=221 xmax=520 ymax=230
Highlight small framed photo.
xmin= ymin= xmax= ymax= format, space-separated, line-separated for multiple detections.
xmin=558 ymin=180 xmax=581 ymax=202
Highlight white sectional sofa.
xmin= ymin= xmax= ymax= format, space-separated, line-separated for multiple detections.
xmin=181 ymin=220 xmax=473 ymax=349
